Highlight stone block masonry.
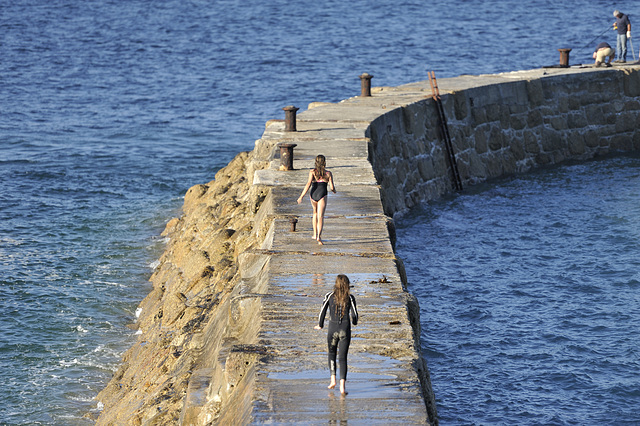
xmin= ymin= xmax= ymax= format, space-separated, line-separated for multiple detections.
xmin=95 ymin=65 xmax=640 ymax=425
xmin=371 ymin=67 xmax=640 ymax=216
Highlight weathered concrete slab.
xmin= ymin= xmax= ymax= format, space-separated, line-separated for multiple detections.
xmin=293 ymin=138 xmax=369 ymax=160
xmin=253 ymin=159 xmax=378 ymax=187
xmin=265 ymin=121 xmax=370 ymax=141
xmin=271 ymin=216 xmax=393 ymax=255
xmin=297 ymin=95 xmax=427 ymax=123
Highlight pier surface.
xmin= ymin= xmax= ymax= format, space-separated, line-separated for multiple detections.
xmin=249 ymin=104 xmax=434 ymax=423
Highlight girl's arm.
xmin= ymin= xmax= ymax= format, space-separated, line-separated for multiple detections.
xmin=297 ymin=170 xmax=314 ymax=204
xmin=349 ymin=294 xmax=358 ymax=326
xmin=328 ymin=171 xmax=336 ymax=193
xmin=315 ymin=292 xmax=332 ymax=329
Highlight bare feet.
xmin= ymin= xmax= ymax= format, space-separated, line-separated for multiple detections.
xmin=317 ymin=238 xmax=324 ymax=245
xmin=339 ymin=379 xmax=347 ymax=395
xmin=328 ymin=375 xmax=336 ymax=389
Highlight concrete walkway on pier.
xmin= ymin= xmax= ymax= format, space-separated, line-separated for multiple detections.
xmin=248 ymin=90 xmax=436 ymax=424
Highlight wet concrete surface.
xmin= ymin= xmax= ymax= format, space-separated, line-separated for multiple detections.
xmin=251 ymin=258 xmax=430 ymax=424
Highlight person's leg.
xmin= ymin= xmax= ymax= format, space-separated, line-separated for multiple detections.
xmin=337 ymin=329 xmax=351 ymax=395
xmin=316 ymin=197 xmax=327 ymax=244
xmin=339 ymin=379 xmax=347 ymax=396
xmin=618 ymin=33 xmax=628 ymax=61
xmin=327 ymin=329 xmax=339 ymax=389
xmin=616 ymin=34 xmax=623 ymax=61
xmin=595 ymin=49 xmax=603 ymax=66
xmin=596 ymin=48 xmax=608 ymax=64
xmin=310 ymin=199 xmax=318 ymax=240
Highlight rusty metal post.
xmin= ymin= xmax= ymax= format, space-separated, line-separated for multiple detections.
xmin=278 ymin=143 xmax=297 ymax=171
xmin=359 ymin=73 xmax=373 ymax=97
xmin=558 ymin=48 xmax=572 ymax=67
xmin=289 ymin=217 xmax=298 ymax=232
xmin=283 ymin=105 xmax=299 ymax=132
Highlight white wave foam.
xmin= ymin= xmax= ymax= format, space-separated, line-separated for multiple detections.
xmin=67 ymin=394 xmax=95 ymax=403
xmin=0 ymin=236 xmax=22 ymax=245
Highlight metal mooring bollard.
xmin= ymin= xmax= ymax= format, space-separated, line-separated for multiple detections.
xmin=278 ymin=143 xmax=297 ymax=171
xmin=289 ymin=217 xmax=298 ymax=232
xmin=283 ymin=105 xmax=299 ymax=132
xmin=558 ymin=48 xmax=572 ymax=67
xmin=359 ymin=73 xmax=373 ymax=97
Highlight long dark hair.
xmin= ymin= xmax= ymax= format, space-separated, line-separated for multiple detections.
xmin=333 ymin=274 xmax=350 ymax=319
xmin=313 ymin=154 xmax=326 ymax=181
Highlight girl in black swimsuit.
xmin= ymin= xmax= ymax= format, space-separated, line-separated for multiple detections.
xmin=297 ymin=155 xmax=336 ymax=245
xmin=315 ymin=274 xmax=358 ymax=395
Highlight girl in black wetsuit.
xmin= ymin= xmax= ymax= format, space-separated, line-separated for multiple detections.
xmin=315 ymin=274 xmax=358 ymax=395
xmin=297 ymin=154 xmax=336 ymax=245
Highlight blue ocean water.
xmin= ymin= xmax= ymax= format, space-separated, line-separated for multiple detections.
xmin=0 ymin=0 xmax=637 ymax=423
xmin=396 ymin=156 xmax=640 ymax=425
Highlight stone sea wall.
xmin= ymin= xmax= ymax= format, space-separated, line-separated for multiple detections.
xmin=94 ymin=66 xmax=640 ymax=424
xmin=369 ymin=68 xmax=640 ymax=215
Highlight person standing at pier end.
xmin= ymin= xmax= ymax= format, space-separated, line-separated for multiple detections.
xmin=297 ymin=154 xmax=336 ymax=245
xmin=315 ymin=274 xmax=358 ymax=396
xmin=613 ymin=9 xmax=631 ymax=62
